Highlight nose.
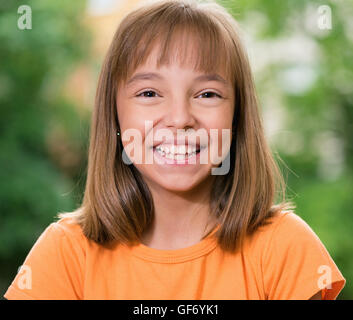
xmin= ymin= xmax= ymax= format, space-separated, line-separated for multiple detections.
xmin=163 ymin=96 xmax=196 ymax=131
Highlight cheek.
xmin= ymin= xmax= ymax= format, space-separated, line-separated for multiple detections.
xmin=117 ymin=104 xmax=149 ymax=148
xmin=117 ymin=98 xmax=162 ymax=137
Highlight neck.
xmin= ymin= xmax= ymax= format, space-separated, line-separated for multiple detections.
xmin=141 ymin=175 xmax=217 ymax=250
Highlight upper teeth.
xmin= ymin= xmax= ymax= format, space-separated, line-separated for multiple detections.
xmin=155 ymin=145 xmax=198 ymax=154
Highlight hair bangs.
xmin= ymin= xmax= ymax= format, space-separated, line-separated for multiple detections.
xmin=117 ymin=3 xmax=234 ymax=87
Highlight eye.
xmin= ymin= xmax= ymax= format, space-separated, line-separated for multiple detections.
xmin=197 ymin=91 xmax=223 ymax=99
xmin=136 ymin=90 xmax=160 ymax=98
xmin=135 ymin=90 xmax=222 ymax=99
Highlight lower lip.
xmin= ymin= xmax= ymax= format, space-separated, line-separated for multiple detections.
xmin=152 ymin=147 xmax=204 ymax=166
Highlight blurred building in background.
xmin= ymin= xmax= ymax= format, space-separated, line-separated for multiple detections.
xmin=64 ymin=0 xmax=143 ymax=109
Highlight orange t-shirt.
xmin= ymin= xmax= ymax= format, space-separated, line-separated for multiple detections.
xmin=4 ymin=211 xmax=345 ymax=300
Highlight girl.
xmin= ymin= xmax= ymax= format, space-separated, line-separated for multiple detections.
xmin=4 ymin=0 xmax=345 ymax=300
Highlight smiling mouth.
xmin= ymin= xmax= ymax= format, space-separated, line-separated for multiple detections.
xmin=153 ymin=145 xmax=201 ymax=159
xmin=151 ymin=144 xmax=207 ymax=164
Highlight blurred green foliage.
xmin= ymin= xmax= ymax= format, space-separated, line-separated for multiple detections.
xmin=0 ymin=0 xmax=351 ymax=299
xmin=221 ymin=0 xmax=353 ymax=298
xmin=0 ymin=0 xmax=91 ymax=295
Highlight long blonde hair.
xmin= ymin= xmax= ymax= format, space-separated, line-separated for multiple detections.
xmin=59 ymin=0 xmax=294 ymax=253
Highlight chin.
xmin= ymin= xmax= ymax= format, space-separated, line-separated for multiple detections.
xmin=156 ymin=180 xmax=200 ymax=192
xmin=136 ymin=166 xmax=212 ymax=193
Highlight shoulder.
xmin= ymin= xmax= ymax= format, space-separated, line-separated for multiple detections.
xmin=248 ymin=211 xmax=328 ymax=260
xmin=30 ymin=215 xmax=88 ymax=256
xmin=51 ymin=216 xmax=86 ymax=241
xmin=244 ymin=210 xmax=329 ymax=278
xmin=246 ymin=211 xmax=313 ymax=248
xmin=267 ymin=211 xmax=328 ymax=256
xmin=250 ymin=211 xmax=346 ymax=299
xmin=269 ymin=211 xmax=319 ymax=241
xmin=272 ymin=211 xmax=318 ymax=236
xmin=3 ymin=216 xmax=88 ymax=300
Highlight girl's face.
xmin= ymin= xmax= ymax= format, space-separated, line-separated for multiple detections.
xmin=117 ymin=46 xmax=235 ymax=192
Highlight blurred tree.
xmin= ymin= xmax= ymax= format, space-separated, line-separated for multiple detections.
xmin=220 ymin=0 xmax=353 ymax=298
xmin=0 ymin=0 xmax=91 ymax=295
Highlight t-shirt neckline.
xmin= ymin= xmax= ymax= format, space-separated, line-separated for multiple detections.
xmin=126 ymin=225 xmax=220 ymax=264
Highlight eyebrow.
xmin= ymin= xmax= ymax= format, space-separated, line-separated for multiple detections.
xmin=126 ymin=72 xmax=229 ymax=87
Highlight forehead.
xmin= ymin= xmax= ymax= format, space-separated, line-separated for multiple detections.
xmin=129 ymin=48 xmax=227 ymax=81
xmin=120 ymin=27 xmax=231 ymax=87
